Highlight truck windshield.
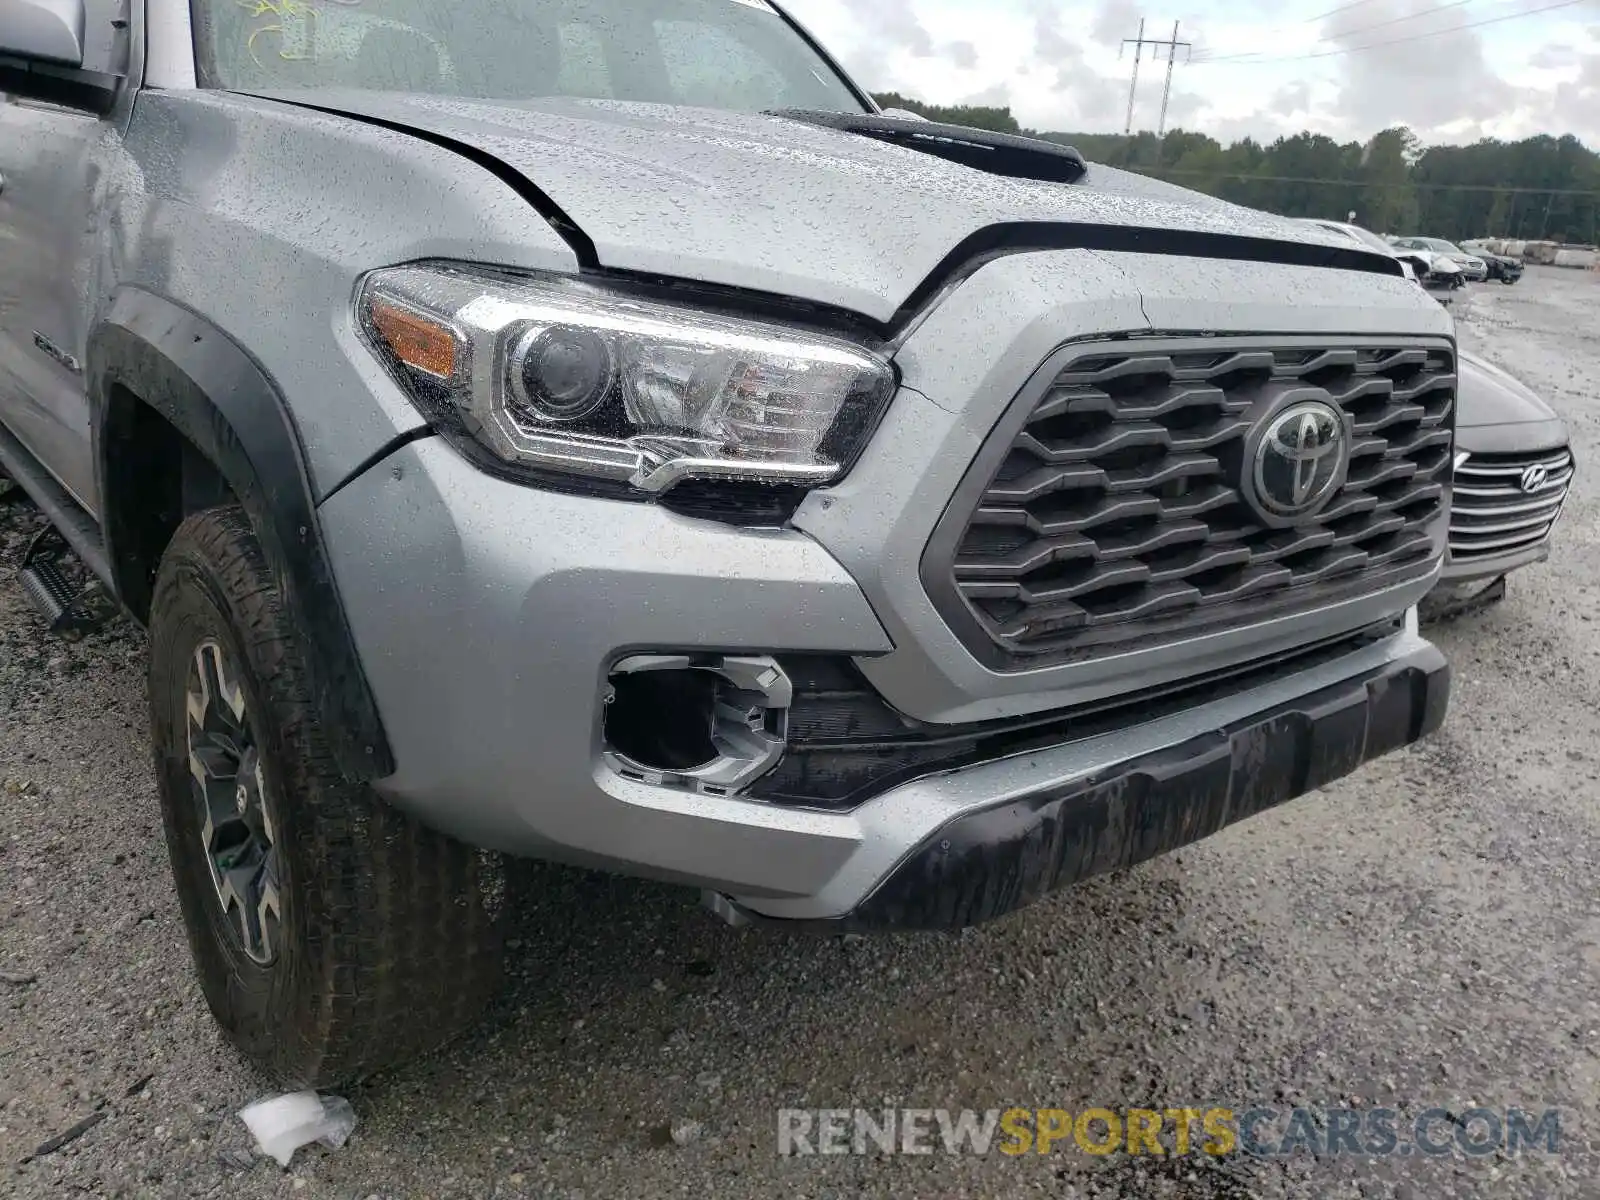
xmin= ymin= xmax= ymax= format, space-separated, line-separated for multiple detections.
xmin=190 ymin=0 xmax=867 ymax=115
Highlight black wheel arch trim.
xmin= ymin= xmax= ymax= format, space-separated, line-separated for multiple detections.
xmin=86 ymin=286 xmax=396 ymax=781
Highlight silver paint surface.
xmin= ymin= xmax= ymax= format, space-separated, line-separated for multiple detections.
xmin=104 ymin=88 xmax=580 ymax=499
xmin=246 ymin=87 xmax=1384 ymax=323
xmin=316 ymin=435 xmax=893 ymax=896
xmin=0 ymin=0 xmax=87 ymax=65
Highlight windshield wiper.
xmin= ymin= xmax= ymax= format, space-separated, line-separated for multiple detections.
xmin=768 ymin=109 xmax=1088 ymax=184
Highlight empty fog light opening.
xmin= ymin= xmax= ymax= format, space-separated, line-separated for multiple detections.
xmin=602 ymin=655 xmax=792 ymax=795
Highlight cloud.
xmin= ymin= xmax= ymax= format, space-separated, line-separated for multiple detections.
xmin=962 ymin=82 xmax=1016 ymax=107
xmin=781 ymin=0 xmax=1599 ymax=147
xmin=1530 ymin=44 xmax=1579 ymax=69
xmin=1030 ymin=0 xmax=1082 ymax=68
xmin=857 ymin=0 xmax=936 ymax=57
xmin=1027 ymin=1 xmax=1126 ymax=124
xmin=1323 ymin=1 xmax=1520 ymax=139
xmin=1089 ymin=0 xmax=1143 ymax=47
xmin=1550 ymin=47 xmax=1600 ymax=116
xmin=946 ymin=39 xmax=980 ymax=68
xmin=806 ymin=0 xmax=996 ymax=79
xmin=1273 ymin=80 xmax=1313 ymax=113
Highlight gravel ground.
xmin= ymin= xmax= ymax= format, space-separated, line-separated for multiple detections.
xmin=3 ymin=266 xmax=1598 ymax=1199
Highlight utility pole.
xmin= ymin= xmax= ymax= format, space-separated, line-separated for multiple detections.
xmin=1120 ymin=18 xmax=1145 ymax=136
xmin=1122 ymin=20 xmax=1193 ymax=138
xmin=1156 ymin=21 xmax=1192 ymax=138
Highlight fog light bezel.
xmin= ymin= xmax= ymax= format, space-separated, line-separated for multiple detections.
xmin=602 ymin=654 xmax=792 ymax=796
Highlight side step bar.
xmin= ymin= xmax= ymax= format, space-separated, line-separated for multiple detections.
xmin=0 ymin=423 xmax=118 ymax=638
xmin=17 ymin=525 xmax=119 ymax=639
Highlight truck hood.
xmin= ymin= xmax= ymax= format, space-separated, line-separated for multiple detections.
xmin=1457 ymin=351 xmax=1561 ymax=428
xmin=251 ymin=90 xmax=1387 ymax=324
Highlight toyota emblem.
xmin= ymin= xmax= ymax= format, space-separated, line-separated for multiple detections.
xmin=1248 ymin=399 xmax=1351 ymax=521
xmin=1519 ymin=463 xmax=1550 ymax=493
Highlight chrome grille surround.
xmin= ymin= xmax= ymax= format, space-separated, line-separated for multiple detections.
xmin=1450 ymin=448 xmax=1573 ymax=562
xmin=922 ymin=336 xmax=1456 ymax=669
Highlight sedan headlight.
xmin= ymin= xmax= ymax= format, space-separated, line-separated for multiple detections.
xmin=357 ymin=264 xmax=895 ymax=495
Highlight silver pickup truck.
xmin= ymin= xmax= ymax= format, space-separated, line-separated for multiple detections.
xmin=0 ymin=0 xmax=1451 ymax=1086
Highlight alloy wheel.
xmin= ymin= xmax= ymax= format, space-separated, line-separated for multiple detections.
xmin=184 ymin=639 xmax=281 ymax=965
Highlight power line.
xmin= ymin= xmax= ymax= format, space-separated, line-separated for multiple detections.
xmin=1190 ymin=0 xmax=1588 ymax=66
xmin=1131 ymin=166 xmax=1600 ymax=196
xmin=1192 ymin=0 xmax=1477 ymax=64
xmin=1306 ymin=0 xmax=1390 ymax=21
xmin=1233 ymin=0 xmax=1395 ymax=41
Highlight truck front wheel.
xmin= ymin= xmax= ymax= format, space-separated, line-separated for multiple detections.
xmin=147 ymin=506 xmax=505 ymax=1086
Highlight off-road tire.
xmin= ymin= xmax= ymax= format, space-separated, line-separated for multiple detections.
xmin=148 ymin=506 xmax=505 ymax=1086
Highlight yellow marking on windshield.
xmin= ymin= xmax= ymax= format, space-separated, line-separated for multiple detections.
xmin=237 ymin=0 xmax=365 ymax=69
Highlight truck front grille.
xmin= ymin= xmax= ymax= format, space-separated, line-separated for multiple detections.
xmin=924 ymin=337 xmax=1455 ymax=667
xmin=1450 ymin=448 xmax=1573 ymax=561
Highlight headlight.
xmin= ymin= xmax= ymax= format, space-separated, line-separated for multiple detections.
xmin=357 ymin=263 xmax=895 ymax=495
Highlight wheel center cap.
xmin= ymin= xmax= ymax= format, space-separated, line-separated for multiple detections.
xmin=235 ymin=783 xmax=250 ymax=814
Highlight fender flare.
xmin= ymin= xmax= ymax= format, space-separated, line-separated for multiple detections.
xmin=86 ymin=287 xmax=395 ymax=781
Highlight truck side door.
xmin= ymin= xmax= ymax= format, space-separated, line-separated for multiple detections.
xmin=0 ymin=0 xmax=133 ymax=517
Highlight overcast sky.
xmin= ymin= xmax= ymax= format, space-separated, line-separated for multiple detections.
xmin=782 ymin=0 xmax=1600 ymax=147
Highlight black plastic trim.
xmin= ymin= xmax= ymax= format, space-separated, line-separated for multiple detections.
xmin=751 ymin=618 xmax=1405 ymax=811
xmin=919 ymin=333 xmax=1455 ymax=670
xmin=765 ymin=1 xmax=879 ymax=115
xmin=887 ymin=222 xmax=1406 ymax=336
xmin=769 ymin=110 xmax=1087 ymax=183
xmin=746 ymin=642 xmax=1450 ymax=932
xmin=86 ymin=287 xmax=395 ymax=781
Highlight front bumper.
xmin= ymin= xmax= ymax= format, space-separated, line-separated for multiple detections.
xmin=742 ymin=634 xmax=1448 ymax=929
xmin=1438 ymin=542 xmax=1549 ymax=584
xmin=317 ymin=431 xmax=1448 ymax=923
xmin=316 ymin=248 xmax=1453 ymax=924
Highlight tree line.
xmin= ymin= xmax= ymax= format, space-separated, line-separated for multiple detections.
xmin=872 ymin=92 xmax=1600 ymax=245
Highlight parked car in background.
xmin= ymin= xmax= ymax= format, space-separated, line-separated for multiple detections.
xmin=1297 ymin=217 xmax=1403 ymax=257
xmin=1296 ymin=219 xmax=1464 ymax=301
xmin=1480 ymin=252 xmax=1524 ymax=284
xmin=1424 ymin=353 xmax=1575 ymax=618
xmin=1390 ymin=236 xmax=1489 ymax=282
